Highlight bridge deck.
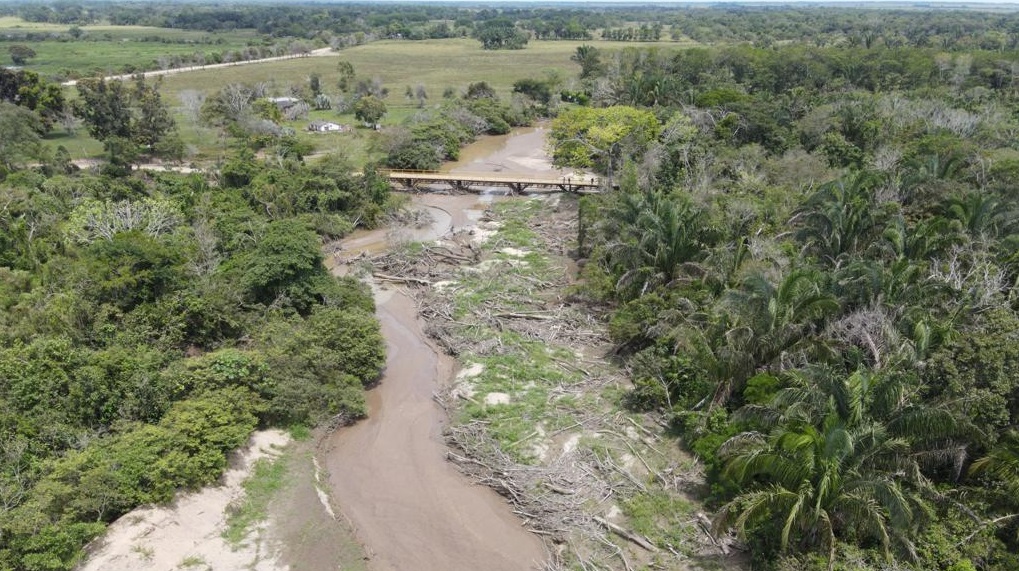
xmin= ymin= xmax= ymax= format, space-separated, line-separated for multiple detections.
xmin=383 ymin=170 xmax=602 ymax=193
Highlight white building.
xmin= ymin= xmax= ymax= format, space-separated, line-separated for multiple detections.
xmin=308 ymin=120 xmax=345 ymax=132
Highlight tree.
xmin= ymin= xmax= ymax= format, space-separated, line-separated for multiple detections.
xmin=178 ymin=89 xmax=205 ymax=124
xmin=474 ymin=18 xmax=529 ymax=50
xmin=353 ymin=95 xmax=386 ymax=126
xmin=708 ymin=269 xmax=838 ymax=405
xmin=131 ymin=78 xmax=175 ymax=149
xmin=73 ymin=79 xmax=132 ymax=141
xmin=232 ymin=218 xmax=328 ymax=314
xmin=971 ymin=432 xmax=1019 ymax=496
xmin=8 ymin=45 xmax=35 ymax=66
xmin=715 ymin=367 xmax=965 ymax=571
xmin=549 ymin=105 xmax=660 ymax=172
xmin=0 ymin=102 xmax=43 ymax=171
xmin=336 ymin=61 xmax=355 ymax=92
xmin=73 ymin=77 xmax=175 ymax=152
xmin=101 ymin=136 xmax=140 ymax=177
xmin=465 ymin=81 xmax=496 ymax=100
xmin=571 ymin=44 xmax=604 ymax=79
xmin=792 ymin=172 xmax=888 ymax=267
xmin=85 ymin=229 xmax=184 ymax=309
xmin=512 ymin=78 xmax=552 ymax=105
xmin=606 ymin=191 xmax=706 ymax=299
xmin=414 ymin=83 xmax=428 ymax=107
xmin=0 ymin=68 xmax=66 ymax=128
xmin=313 ymin=93 xmax=332 ymax=110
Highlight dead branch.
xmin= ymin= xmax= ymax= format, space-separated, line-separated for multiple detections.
xmin=593 ymin=516 xmax=658 ymax=553
xmin=374 ymin=273 xmax=431 ymax=286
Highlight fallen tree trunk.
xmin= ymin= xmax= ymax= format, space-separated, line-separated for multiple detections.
xmin=374 ymin=273 xmax=431 ymax=286
xmin=492 ymin=311 xmax=557 ymax=321
xmin=594 ymin=516 xmax=659 ymax=553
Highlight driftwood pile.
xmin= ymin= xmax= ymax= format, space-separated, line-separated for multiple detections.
xmin=347 ymin=198 xmax=735 ymax=568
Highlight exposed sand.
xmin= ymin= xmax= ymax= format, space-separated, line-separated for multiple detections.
xmin=77 ymin=430 xmax=291 ymax=571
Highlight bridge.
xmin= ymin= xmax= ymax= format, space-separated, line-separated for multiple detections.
xmin=382 ymin=170 xmax=603 ymax=194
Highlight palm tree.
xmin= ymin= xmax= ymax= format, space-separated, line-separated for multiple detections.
xmin=603 ymin=191 xmax=707 ymax=300
xmin=709 ymin=268 xmax=838 ymax=405
xmin=716 ymin=366 xmax=967 ymax=571
xmin=970 ymin=432 xmax=1019 ymax=497
xmin=792 ymin=171 xmax=887 ymax=267
xmin=716 ymin=421 xmax=915 ymax=571
xmin=942 ymin=191 xmax=1014 ymax=241
xmin=571 ymin=45 xmax=604 ymax=79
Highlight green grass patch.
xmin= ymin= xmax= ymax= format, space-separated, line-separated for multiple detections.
xmin=2 ymin=20 xmax=259 ymax=79
xmin=42 ymin=126 xmax=105 ymax=159
xmin=288 ymin=424 xmax=311 ymax=440
xmin=441 ymin=197 xmax=596 ymax=462
xmin=0 ymin=16 xmax=257 ymax=41
xmin=222 ymin=454 xmax=289 ymax=546
xmin=620 ymin=490 xmax=698 ymax=552
xmin=458 ymin=336 xmax=580 ymax=463
xmin=177 ymin=555 xmax=210 ymax=570
xmin=9 ymin=40 xmax=227 ymax=78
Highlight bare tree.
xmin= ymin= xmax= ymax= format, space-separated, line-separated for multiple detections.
xmin=284 ymin=101 xmax=310 ymax=121
xmin=930 ymin=243 xmax=1007 ymax=309
xmin=219 ymin=83 xmax=254 ymax=120
xmin=188 ymin=218 xmax=221 ymax=276
xmin=66 ymin=198 xmax=182 ymax=244
xmin=179 ymin=89 xmax=206 ymax=124
xmin=414 ymin=83 xmax=428 ymax=108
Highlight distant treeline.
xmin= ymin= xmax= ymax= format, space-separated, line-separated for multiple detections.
xmin=6 ymin=2 xmax=1019 ymax=50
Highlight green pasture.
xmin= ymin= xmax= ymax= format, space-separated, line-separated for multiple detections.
xmin=4 ymin=40 xmax=241 ymax=79
xmin=0 ymin=15 xmax=258 ymax=42
xmin=0 ymin=16 xmax=259 ymax=78
xmin=158 ymin=38 xmax=686 ymax=100
xmin=50 ymin=37 xmax=690 ymax=162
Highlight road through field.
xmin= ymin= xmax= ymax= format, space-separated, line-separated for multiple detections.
xmin=60 ymin=47 xmax=336 ymax=86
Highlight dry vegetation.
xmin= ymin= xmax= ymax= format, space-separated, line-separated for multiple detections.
xmin=340 ymin=194 xmax=738 ymax=571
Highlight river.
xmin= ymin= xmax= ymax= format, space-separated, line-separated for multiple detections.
xmin=320 ymin=127 xmax=559 ymax=571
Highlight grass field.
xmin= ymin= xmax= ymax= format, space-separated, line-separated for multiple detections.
xmin=0 ymin=15 xmax=258 ymax=42
xmin=50 ymin=37 xmax=692 ymax=162
xmin=4 ymin=40 xmax=251 ymax=78
xmin=159 ymin=38 xmax=687 ymax=101
xmin=0 ymin=16 xmax=259 ymax=78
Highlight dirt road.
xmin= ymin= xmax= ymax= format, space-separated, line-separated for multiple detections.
xmin=61 ymin=47 xmax=336 ymax=86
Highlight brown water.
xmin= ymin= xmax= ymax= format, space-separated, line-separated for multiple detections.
xmin=321 ymin=285 xmax=545 ymax=571
xmin=321 ymin=139 xmax=549 ymax=569
xmin=442 ymin=125 xmax=572 ymax=178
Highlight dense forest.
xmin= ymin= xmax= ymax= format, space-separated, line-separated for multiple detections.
xmin=559 ymin=27 xmax=1019 ymax=571
xmin=0 ymin=61 xmax=395 ymax=568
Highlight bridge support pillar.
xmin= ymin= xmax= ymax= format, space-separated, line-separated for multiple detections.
xmin=451 ymin=180 xmax=473 ymax=193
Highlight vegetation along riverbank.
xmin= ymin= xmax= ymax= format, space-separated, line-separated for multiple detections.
xmin=2 ymin=2 xmax=1019 ymax=571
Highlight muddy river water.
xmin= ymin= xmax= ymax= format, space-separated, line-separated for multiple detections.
xmin=320 ymin=126 xmax=570 ymax=571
